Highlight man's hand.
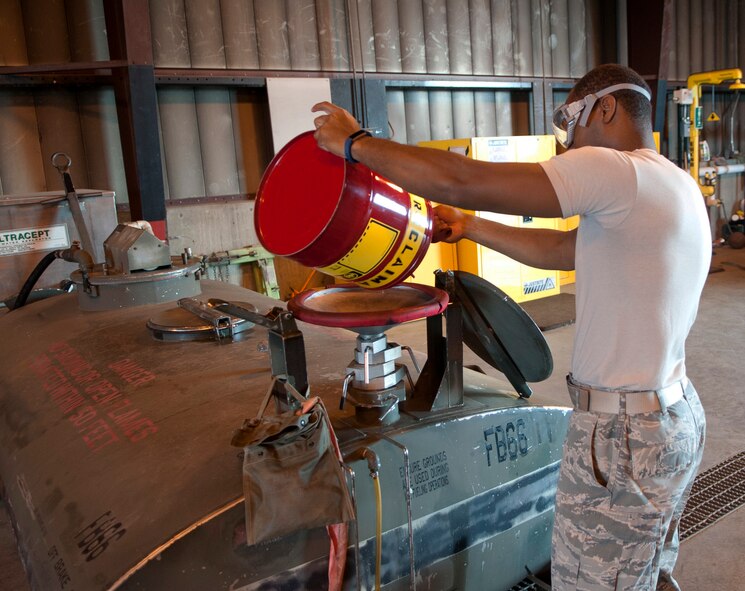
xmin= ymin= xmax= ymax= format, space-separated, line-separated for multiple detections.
xmin=311 ymin=102 xmax=361 ymax=158
xmin=432 ymin=205 xmax=470 ymax=243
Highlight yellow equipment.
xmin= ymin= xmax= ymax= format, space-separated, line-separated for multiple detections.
xmin=684 ymin=68 xmax=745 ymax=198
xmin=417 ymin=136 xmax=571 ymax=303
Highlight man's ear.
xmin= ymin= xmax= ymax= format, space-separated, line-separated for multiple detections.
xmin=600 ymin=95 xmax=617 ymax=123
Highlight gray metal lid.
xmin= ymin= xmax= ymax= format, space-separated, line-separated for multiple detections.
xmin=147 ymin=301 xmax=257 ymax=342
xmin=437 ymin=271 xmax=553 ymax=398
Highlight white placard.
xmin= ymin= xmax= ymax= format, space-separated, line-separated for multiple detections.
xmin=0 ymin=224 xmax=70 ymax=257
xmin=266 ymin=78 xmax=332 ymax=154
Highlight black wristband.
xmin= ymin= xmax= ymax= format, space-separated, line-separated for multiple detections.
xmin=344 ymin=129 xmax=372 ymax=164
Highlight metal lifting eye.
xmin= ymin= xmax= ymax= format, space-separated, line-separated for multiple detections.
xmin=51 ymin=152 xmax=72 ymax=174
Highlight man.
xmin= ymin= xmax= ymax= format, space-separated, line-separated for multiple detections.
xmin=312 ymin=63 xmax=709 ymax=590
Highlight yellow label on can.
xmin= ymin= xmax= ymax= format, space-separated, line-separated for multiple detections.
xmin=318 ymin=219 xmax=399 ymax=281
xmin=357 ymin=194 xmax=429 ymax=288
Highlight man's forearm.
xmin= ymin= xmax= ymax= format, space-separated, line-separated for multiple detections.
xmin=461 ymin=215 xmax=576 ymax=271
xmin=350 ymin=136 xmax=561 ymax=217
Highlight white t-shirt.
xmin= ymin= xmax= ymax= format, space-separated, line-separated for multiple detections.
xmin=539 ymin=147 xmax=711 ymax=390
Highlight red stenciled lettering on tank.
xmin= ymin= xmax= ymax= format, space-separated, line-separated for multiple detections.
xmin=28 ymin=342 xmax=159 ymax=450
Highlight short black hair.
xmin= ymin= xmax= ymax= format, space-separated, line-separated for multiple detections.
xmin=570 ymin=64 xmax=652 ymax=125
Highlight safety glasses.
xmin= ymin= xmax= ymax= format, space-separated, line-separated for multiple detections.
xmin=552 ymin=83 xmax=652 ymax=149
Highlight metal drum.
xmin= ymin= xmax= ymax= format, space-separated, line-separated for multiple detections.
xmin=254 ymin=131 xmax=434 ymax=289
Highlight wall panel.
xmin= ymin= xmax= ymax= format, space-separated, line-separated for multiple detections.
xmin=316 ymin=0 xmax=350 ymax=70
xmin=423 ymin=0 xmax=450 ymax=74
xmin=158 ymin=88 xmax=205 ymax=199
xmin=447 ymin=0 xmax=473 ymax=75
xmin=66 ymin=0 xmax=109 ymax=62
xmin=150 ymin=0 xmax=190 ymax=67
xmin=399 ymin=0 xmax=426 ymax=73
xmin=221 ymin=0 xmax=260 ymax=68
xmin=0 ymin=0 xmax=28 ymax=66
xmin=289 ymin=0 xmax=321 ymax=70
xmin=185 ymin=0 xmax=226 ymax=68
xmin=195 ymin=89 xmax=241 ymax=197
xmin=372 ymin=0 xmax=402 ymax=72
xmin=34 ymin=90 xmax=90 ymax=191
xmin=0 ymin=90 xmax=46 ymax=194
xmin=254 ymin=0 xmax=291 ymax=69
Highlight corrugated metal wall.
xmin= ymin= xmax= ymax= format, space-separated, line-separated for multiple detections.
xmin=0 ymin=0 xmax=126 ymax=200
xmin=665 ymin=0 xmax=745 ymax=160
xmin=1 ymin=0 xmax=744 ymax=203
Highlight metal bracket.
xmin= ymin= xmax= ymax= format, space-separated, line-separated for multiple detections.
xmin=208 ymin=299 xmax=308 ymax=401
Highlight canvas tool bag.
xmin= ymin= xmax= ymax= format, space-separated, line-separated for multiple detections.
xmin=231 ymin=379 xmax=355 ymax=546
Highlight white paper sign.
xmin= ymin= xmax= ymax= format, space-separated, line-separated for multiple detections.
xmin=0 ymin=224 xmax=70 ymax=257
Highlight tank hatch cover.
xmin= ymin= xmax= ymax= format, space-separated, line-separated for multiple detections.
xmin=438 ymin=271 xmax=553 ymax=397
xmin=147 ymin=300 xmax=257 ymax=342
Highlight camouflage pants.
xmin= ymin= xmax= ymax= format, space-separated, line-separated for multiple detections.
xmin=551 ymin=378 xmax=706 ymax=591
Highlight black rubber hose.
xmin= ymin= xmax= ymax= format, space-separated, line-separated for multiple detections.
xmin=10 ymin=250 xmax=60 ymax=310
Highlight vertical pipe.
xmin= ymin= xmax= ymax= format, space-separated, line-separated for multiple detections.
xmin=550 ymin=0 xmax=570 ymax=78
xmin=404 ymin=90 xmax=432 ymax=145
xmin=491 ymin=0 xmax=513 ymax=75
xmin=20 ymin=0 xmax=70 ymax=64
xmin=585 ymin=0 xmax=602 ymax=71
xmin=157 ymin=88 xmax=206 ymax=199
xmin=78 ymin=88 xmax=128 ymax=203
xmin=474 ymin=90 xmax=497 ymax=136
xmin=371 ymin=0 xmax=402 ymax=72
xmin=149 ymin=0 xmax=190 ymax=67
xmin=452 ymin=90 xmax=476 ymax=138
xmin=254 ymin=0 xmax=291 ymax=69
xmin=66 ymin=0 xmax=109 ymax=62
xmin=387 ymin=89 xmax=408 ymax=144
xmin=512 ymin=0 xmax=533 ymax=76
xmin=423 ymin=0 xmax=450 ymax=74
xmin=195 ymin=89 xmax=240 ymax=196
xmin=0 ymin=0 xmax=28 ymax=66
xmin=288 ymin=0 xmax=321 ymax=70
xmin=185 ymin=0 xmax=227 ymax=68
xmin=34 ymin=89 xmax=90 ymax=190
xmin=689 ymin=0 xmax=702 ymax=74
xmin=470 ymin=0 xmax=493 ymax=75
xmin=316 ymin=0 xmax=349 ymax=71
xmin=447 ymin=0 xmax=472 ymax=74
xmin=568 ymin=0 xmax=587 ymax=77
xmin=0 ymin=90 xmax=46 ymax=193
xmin=353 ymin=0 xmax=377 ymax=72
xmin=429 ymin=91 xmax=454 ymax=140
xmin=676 ymin=0 xmax=690 ymax=81
xmin=221 ymin=0 xmax=260 ymax=68
xmin=399 ymin=0 xmax=426 ymax=73
xmin=495 ymin=90 xmax=514 ymax=136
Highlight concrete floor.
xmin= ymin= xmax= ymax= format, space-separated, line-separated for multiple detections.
xmin=2 ymin=244 xmax=745 ymax=590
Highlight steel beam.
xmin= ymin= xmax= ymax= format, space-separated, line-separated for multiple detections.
xmin=626 ymin=0 xmax=672 ymax=134
xmin=103 ymin=0 xmax=167 ymax=237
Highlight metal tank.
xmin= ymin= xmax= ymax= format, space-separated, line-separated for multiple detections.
xmin=0 ymin=225 xmax=569 ymax=591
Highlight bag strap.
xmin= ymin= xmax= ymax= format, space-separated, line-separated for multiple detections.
xmin=254 ymin=376 xmax=310 ymax=420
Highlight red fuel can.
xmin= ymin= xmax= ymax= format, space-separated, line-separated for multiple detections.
xmin=254 ymin=131 xmax=433 ymax=289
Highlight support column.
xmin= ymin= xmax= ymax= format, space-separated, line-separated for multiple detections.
xmin=626 ymin=0 xmax=672 ymax=135
xmin=103 ymin=0 xmax=167 ymax=238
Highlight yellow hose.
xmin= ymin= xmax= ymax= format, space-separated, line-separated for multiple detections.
xmin=372 ymin=472 xmax=383 ymax=591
